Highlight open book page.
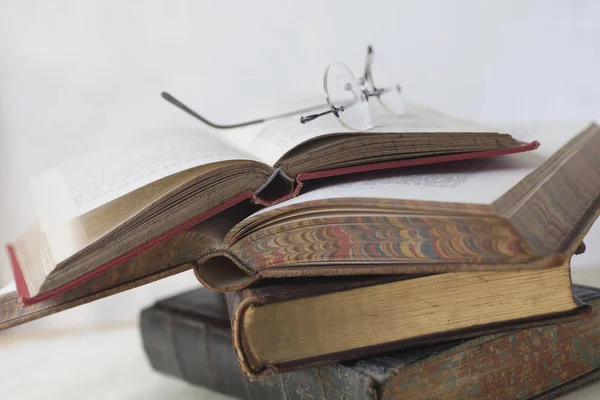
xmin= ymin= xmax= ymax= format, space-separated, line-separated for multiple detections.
xmin=42 ymin=164 xmax=224 ymax=265
xmin=368 ymin=100 xmax=497 ymax=133
xmin=31 ymin=129 xmax=259 ymax=232
xmin=261 ymin=121 xmax=591 ymax=209
xmin=216 ymin=100 xmax=499 ymax=168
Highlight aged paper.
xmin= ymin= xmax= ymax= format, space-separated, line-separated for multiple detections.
xmin=270 ymin=155 xmax=542 ymax=206
xmin=263 ymin=121 xmax=590 ymax=208
xmin=217 ymin=100 xmax=498 ymax=167
xmin=368 ymin=100 xmax=497 ymax=133
xmin=31 ymin=129 xmax=259 ymax=231
xmin=43 ymin=163 xmax=229 ymax=265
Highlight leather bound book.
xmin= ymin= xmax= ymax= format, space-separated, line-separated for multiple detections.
xmin=141 ymin=285 xmax=600 ymax=400
xmin=2 ymin=121 xmax=599 ymax=331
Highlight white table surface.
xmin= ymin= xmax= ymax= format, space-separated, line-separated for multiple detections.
xmin=0 ymin=267 xmax=598 ymax=400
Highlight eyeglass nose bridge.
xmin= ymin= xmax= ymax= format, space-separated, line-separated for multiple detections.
xmin=342 ymin=80 xmax=371 ymax=102
xmin=363 ymin=89 xmax=380 ymax=99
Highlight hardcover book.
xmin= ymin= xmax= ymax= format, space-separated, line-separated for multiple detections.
xmin=1 ymin=121 xmax=599 ymax=332
xmin=142 ymin=285 xmax=600 ymax=400
xmin=7 ymin=103 xmax=537 ymax=305
xmin=227 ymin=263 xmax=586 ymax=376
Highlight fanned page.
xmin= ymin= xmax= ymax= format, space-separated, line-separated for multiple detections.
xmin=31 ymin=129 xmax=260 ymax=231
xmin=256 ymin=121 xmax=591 ymax=208
xmin=215 ymin=101 xmax=499 ymax=168
xmin=14 ymin=129 xmax=269 ymax=299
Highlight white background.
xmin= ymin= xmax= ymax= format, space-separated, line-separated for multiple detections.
xmin=1 ymin=0 xmax=599 ymax=330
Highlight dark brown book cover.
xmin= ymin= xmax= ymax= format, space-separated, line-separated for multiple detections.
xmin=141 ymin=285 xmax=600 ymax=400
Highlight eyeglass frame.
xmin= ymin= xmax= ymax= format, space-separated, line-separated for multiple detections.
xmin=161 ymin=45 xmax=402 ymax=131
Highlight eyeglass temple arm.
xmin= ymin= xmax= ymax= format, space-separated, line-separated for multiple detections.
xmin=161 ymin=92 xmax=264 ymax=129
xmin=300 ymin=106 xmax=344 ymax=124
xmin=162 ymin=92 xmax=326 ymax=130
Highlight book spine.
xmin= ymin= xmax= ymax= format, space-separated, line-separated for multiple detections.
xmin=140 ymin=306 xmax=378 ymax=400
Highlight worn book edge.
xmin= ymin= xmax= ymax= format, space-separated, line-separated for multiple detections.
xmin=229 ymin=266 xmax=589 ymax=377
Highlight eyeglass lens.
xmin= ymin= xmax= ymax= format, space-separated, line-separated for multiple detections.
xmin=324 ymin=62 xmax=371 ymax=131
xmin=367 ymin=50 xmax=404 ymax=116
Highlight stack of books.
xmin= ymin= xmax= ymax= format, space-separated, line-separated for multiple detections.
xmin=2 ymin=101 xmax=600 ymax=399
xmin=141 ymin=284 xmax=600 ymax=400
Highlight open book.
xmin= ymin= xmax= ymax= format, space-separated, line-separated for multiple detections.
xmin=1 ymin=121 xmax=598 ymax=331
xmin=7 ymin=102 xmax=535 ymax=305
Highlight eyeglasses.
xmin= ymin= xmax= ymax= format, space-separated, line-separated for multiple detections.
xmin=162 ymin=45 xmax=403 ymax=132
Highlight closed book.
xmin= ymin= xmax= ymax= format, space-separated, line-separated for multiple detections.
xmin=227 ymin=262 xmax=586 ymax=376
xmin=141 ymin=285 xmax=600 ymax=400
